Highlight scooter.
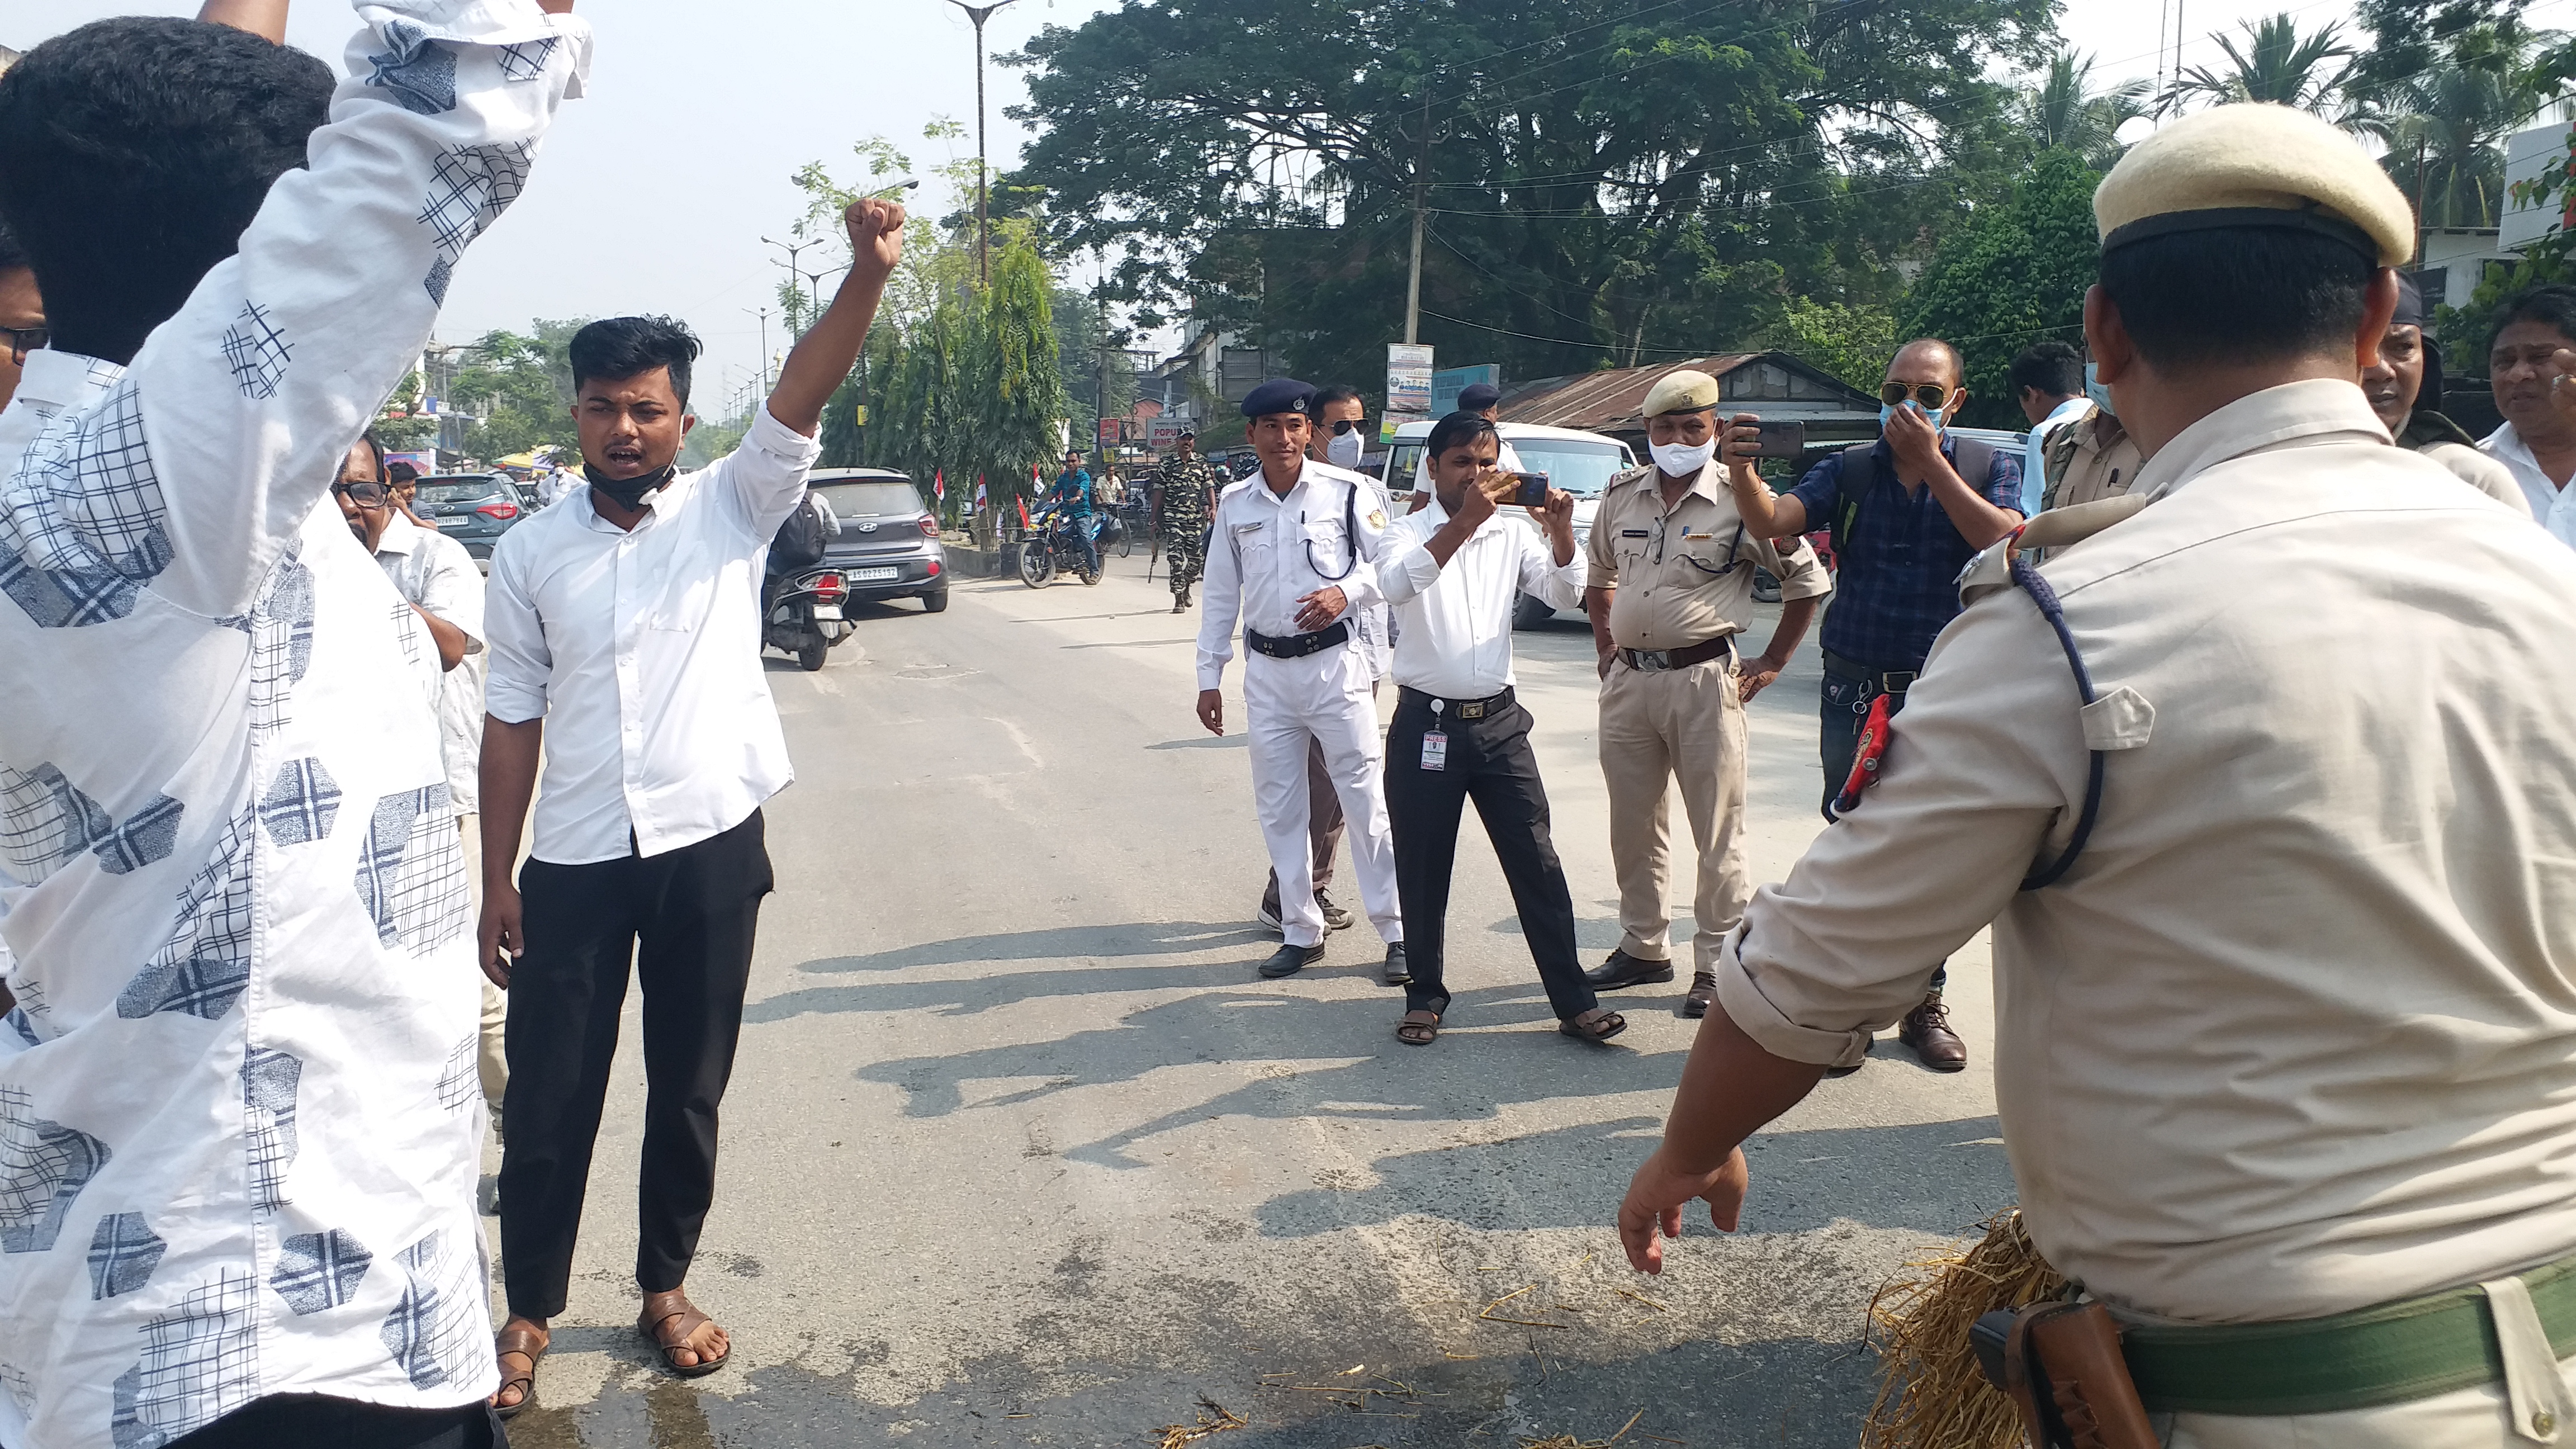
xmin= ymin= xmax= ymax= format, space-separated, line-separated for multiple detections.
xmin=763 ymin=567 xmax=854 ymax=671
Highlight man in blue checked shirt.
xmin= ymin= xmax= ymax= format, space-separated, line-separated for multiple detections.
xmin=1722 ymin=336 xmax=2020 ymax=1074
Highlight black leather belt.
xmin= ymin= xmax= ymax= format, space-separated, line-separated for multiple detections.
xmin=1620 ymin=636 xmax=1735 ymax=673
xmin=1246 ymin=622 xmax=1349 ymax=659
xmin=1822 ymin=649 xmax=1919 ymax=694
xmin=1399 ymin=685 xmax=1513 ymax=720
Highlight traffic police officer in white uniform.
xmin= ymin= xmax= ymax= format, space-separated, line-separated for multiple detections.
xmin=1196 ymin=379 xmax=1407 ymax=981
xmin=1616 ymin=105 xmax=2576 ymax=1446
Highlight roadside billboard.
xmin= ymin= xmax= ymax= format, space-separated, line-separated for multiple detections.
xmin=1386 ymin=344 xmax=1434 ymax=414
xmin=1432 ymin=364 xmax=1500 ymax=415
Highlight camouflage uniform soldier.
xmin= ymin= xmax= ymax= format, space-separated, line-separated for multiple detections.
xmin=1154 ymin=429 xmax=1219 ymax=613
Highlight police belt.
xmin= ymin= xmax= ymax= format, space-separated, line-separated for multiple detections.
xmin=1619 ymin=636 xmax=1735 ymax=672
xmin=2119 ymin=1246 xmax=2576 ymax=1416
xmin=1398 ymin=685 xmax=1513 ymax=721
xmin=1246 ymin=622 xmax=1349 ymax=660
xmin=1821 ymin=649 xmax=1920 ymax=695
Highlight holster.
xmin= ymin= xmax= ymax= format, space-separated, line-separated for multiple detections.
xmin=1971 ymin=1302 xmax=2159 ymax=1449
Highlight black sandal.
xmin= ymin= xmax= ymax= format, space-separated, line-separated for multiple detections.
xmin=1560 ymin=1008 xmax=1627 ymax=1043
xmin=1396 ymin=1008 xmax=1441 ymax=1045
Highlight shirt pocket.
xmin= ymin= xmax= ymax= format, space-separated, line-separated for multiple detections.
xmin=1301 ymin=518 xmax=1356 ymax=575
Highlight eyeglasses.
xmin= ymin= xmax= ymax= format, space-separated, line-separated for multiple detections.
xmin=333 ymin=480 xmax=392 ymax=506
xmin=1879 ymin=381 xmax=1952 ymax=409
xmin=1327 ymin=418 xmax=1365 ymax=435
xmin=1 ymin=325 xmax=46 ymax=361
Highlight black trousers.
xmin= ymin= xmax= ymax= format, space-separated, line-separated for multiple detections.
xmin=168 ymin=1397 xmax=502 ymax=1448
xmin=1382 ymin=690 xmax=1595 ymax=1021
xmin=1819 ymin=667 xmax=1945 ymax=993
xmin=499 ymin=811 xmax=772 ymax=1319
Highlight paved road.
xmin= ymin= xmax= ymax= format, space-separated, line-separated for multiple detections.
xmin=491 ymin=544 xmax=2014 ymax=1448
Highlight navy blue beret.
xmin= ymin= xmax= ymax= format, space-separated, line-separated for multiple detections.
xmin=1458 ymin=382 xmax=1502 ymax=411
xmin=1241 ymin=377 xmax=1317 ymax=419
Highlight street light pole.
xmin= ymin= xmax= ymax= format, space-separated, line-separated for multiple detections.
xmin=746 ymin=307 xmax=772 ymax=392
xmin=943 ymin=0 xmax=1021 ymax=288
xmin=764 ymin=235 xmax=821 ymax=335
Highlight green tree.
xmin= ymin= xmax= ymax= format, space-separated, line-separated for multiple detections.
xmin=443 ymin=321 xmax=584 ymax=461
xmin=2159 ymin=13 xmax=2374 ymax=127
xmin=1004 ymin=0 xmax=2053 ymax=383
xmin=1898 ymin=150 xmax=2101 ymax=429
xmin=1755 ymin=296 xmax=1898 ymax=391
xmin=2023 ymin=50 xmax=2150 ymax=171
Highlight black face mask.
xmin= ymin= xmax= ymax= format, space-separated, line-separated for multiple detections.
xmin=584 ymin=460 xmax=675 ymax=510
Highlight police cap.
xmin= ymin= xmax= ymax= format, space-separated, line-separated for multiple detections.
xmin=1458 ymin=382 xmax=1503 ymax=411
xmin=1242 ymin=378 xmax=1317 ymax=419
xmin=2095 ymin=103 xmax=2415 ymax=268
xmin=1641 ymin=369 xmax=1721 ymax=417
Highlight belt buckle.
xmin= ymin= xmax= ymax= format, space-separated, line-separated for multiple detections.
xmin=1457 ymin=699 xmax=1486 ymax=719
xmin=1636 ymin=650 xmax=1671 ymax=671
xmin=1882 ymin=670 xmax=1916 ymax=693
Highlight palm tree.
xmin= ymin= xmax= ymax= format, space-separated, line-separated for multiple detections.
xmin=2161 ymin=13 xmax=2375 ymax=129
xmin=2024 ymin=50 xmax=2153 ymax=171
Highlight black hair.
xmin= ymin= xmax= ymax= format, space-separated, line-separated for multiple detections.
xmin=0 ymin=219 xmax=26 ymax=275
xmin=1308 ymin=384 xmax=1363 ymax=420
xmin=2100 ymin=229 xmax=2372 ymax=372
xmin=2008 ymin=341 xmax=2083 ymax=400
xmin=1425 ymin=411 xmax=1499 ymax=461
xmin=387 ymin=460 xmax=419 ymax=484
xmin=2498 ymin=286 xmax=2576 ymax=348
xmin=569 ymin=315 xmax=700 ymax=406
xmin=348 ymin=429 xmax=387 ymax=481
xmin=0 ymin=18 xmax=332 ymax=365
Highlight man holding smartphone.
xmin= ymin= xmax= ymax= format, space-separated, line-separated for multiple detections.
xmin=1583 ymin=371 xmax=1831 ymax=1020
xmin=1722 ymin=339 xmax=2022 ymax=1072
xmin=1376 ymin=413 xmax=1621 ymax=1046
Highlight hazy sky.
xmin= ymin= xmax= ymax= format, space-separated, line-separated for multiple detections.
xmin=10 ymin=0 xmax=2560 ymax=412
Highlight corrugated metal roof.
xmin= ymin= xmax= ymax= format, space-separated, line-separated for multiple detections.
xmin=1499 ymin=352 xmax=1876 ymax=435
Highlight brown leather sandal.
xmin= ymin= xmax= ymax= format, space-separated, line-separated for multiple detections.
xmin=638 ymin=1288 xmax=730 ymax=1378
xmin=1395 ymin=1008 xmax=1441 ymax=1045
xmin=491 ymin=1323 xmax=547 ymax=1419
xmin=1560 ymin=1007 xmax=1627 ymax=1043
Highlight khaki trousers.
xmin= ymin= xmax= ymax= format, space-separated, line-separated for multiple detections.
xmin=1597 ymin=656 xmax=1748 ymax=973
xmin=459 ymin=813 xmax=506 ymax=1112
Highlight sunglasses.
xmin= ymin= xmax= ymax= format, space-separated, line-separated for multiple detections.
xmin=1879 ymin=381 xmax=1952 ymax=409
xmin=2 ymin=325 xmax=46 ymax=361
xmin=1326 ymin=418 xmax=1365 ymax=435
xmin=333 ymin=480 xmax=392 ymax=506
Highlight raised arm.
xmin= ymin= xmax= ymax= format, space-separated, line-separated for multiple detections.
xmin=138 ymin=0 xmax=588 ymax=621
xmin=1718 ymin=414 xmax=1810 ymax=538
xmin=769 ymin=201 xmax=905 ymax=436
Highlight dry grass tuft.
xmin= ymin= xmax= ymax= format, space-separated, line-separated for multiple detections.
xmin=1860 ymin=1209 xmax=2066 ymax=1449
xmin=1154 ymin=1396 xmax=1248 ymax=1447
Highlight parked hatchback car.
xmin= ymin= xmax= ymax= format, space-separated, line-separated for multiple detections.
xmin=1380 ymin=420 xmax=1637 ymax=627
xmin=807 ymin=468 xmax=948 ymax=613
xmin=411 ymin=473 xmax=524 ymax=561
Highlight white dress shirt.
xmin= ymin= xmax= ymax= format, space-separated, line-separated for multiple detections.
xmin=2481 ymin=422 xmax=2576 ymax=550
xmin=1194 ymin=460 xmax=1391 ymax=690
xmin=2022 ymin=395 xmax=2089 ymax=515
xmin=0 ymin=10 xmax=586 ymax=1447
xmin=1376 ymin=496 xmax=1584 ymax=699
xmin=484 ymin=405 xmax=820 ymax=864
xmin=373 ymin=517 xmax=486 ymax=815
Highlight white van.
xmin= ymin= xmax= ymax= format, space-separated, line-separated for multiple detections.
xmin=1380 ymin=420 xmax=1637 ymax=627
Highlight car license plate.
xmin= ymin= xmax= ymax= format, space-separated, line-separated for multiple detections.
xmin=850 ymin=566 xmax=899 ymax=583
xmin=811 ymin=604 xmax=843 ymax=620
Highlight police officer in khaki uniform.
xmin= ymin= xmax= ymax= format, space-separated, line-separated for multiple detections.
xmin=2039 ymin=398 xmax=2145 ymax=513
xmin=1583 ymin=371 xmax=1831 ymax=1017
xmin=1616 ymin=105 xmax=2576 ymax=1445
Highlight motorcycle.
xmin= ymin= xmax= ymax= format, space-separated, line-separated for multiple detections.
xmin=1017 ymin=507 xmax=1102 ymax=589
xmin=763 ymin=566 xmax=854 ymax=671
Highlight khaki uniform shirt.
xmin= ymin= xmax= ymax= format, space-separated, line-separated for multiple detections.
xmin=2039 ymin=405 xmax=2146 ymax=512
xmin=1585 ymin=461 xmax=1830 ymax=651
xmin=1715 ymin=380 xmax=2576 ymax=1325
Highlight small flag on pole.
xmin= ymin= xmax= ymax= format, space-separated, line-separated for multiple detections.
xmin=933 ymin=469 xmax=945 ymax=503
xmin=973 ymin=476 xmax=987 ymax=513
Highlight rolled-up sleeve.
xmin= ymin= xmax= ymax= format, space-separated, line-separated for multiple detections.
xmin=1755 ymin=533 xmax=1832 ymax=603
xmin=1585 ymin=497 xmax=1620 ymax=590
xmin=480 ymin=539 xmax=549 ymax=724
xmin=1714 ymin=595 xmax=2086 ymax=1064
xmin=1980 ymin=449 xmax=2025 ymax=515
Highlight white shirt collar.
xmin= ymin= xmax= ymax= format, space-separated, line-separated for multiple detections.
xmin=372 ymin=514 xmax=424 ymax=557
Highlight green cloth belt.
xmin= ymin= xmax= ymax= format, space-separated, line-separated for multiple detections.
xmin=2124 ymin=1250 xmax=2576 ymax=1416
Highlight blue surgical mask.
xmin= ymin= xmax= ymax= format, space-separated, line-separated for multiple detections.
xmin=2084 ymin=362 xmax=2114 ymax=413
xmin=1878 ymin=401 xmax=1947 ymax=432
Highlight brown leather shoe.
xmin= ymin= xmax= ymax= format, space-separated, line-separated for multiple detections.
xmin=1681 ymin=970 xmax=1716 ymax=1019
xmin=1898 ymin=991 xmax=1967 ymax=1073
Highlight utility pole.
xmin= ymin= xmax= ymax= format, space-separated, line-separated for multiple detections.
xmin=1096 ymin=280 xmax=1112 ymax=467
xmin=943 ymin=0 xmax=1022 ymax=288
xmin=764 ymin=234 xmax=821 ymax=335
xmin=1404 ymin=92 xmax=1431 ymax=345
xmin=746 ymin=307 xmax=772 ymax=392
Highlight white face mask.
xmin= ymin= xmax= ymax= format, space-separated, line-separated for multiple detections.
xmin=1326 ymin=429 xmax=1364 ymax=467
xmin=2084 ymin=362 xmax=2114 ymax=413
xmin=1650 ymin=438 xmax=1717 ymax=476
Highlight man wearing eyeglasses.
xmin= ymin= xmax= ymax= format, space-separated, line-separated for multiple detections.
xmin=1196 ymin=377 xmax=1405 ymax=984
xmin=1722 ymin=338 xmax=2023 ymax=1072
xmin=1582 ymin=370 xmax=1830 ymax=1021
xmin=0 ymin=220 xmax=42 ymax=413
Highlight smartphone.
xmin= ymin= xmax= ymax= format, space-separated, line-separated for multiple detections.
xmin=1504 ymin=471 xmax=1550 ymax=508
xmin=1749 ymin=420 xmax=1806 ymax=458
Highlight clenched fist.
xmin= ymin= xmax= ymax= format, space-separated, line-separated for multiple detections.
xmin=845 ymin=198 xmax=907 ymax=279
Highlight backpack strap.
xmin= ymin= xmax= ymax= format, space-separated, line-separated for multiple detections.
xmin=1831 ymin=443 xmax=1875 ymax=559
